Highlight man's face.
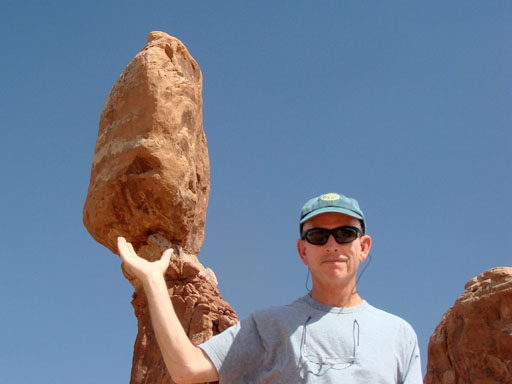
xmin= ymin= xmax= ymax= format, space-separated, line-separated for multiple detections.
xmin=297 ymin=212 xmax=372 ymax=289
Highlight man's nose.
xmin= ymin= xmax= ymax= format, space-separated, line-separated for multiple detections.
xmin=324 ymin=234 xmax=339 ymax=251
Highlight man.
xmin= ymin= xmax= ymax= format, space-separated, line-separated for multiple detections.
xmin=117 ymin=192 xmax=422 ymax=383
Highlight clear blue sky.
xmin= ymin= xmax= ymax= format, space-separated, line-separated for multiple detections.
xmin=2 ymin=1 xmax=510 ymax=382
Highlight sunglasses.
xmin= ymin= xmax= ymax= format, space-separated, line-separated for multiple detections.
xmin=302 ymin=226 xmax=362 ymax=245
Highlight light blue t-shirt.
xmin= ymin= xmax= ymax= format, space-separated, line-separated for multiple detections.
xmin=200 ymin=295 xmax=422 ymax=383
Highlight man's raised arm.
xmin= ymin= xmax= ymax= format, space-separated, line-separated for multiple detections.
xmin=117 ymin=237 xmax=219 ymax=384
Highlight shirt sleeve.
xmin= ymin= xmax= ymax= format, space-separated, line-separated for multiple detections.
xmin=199 ymin=314 xmax=266 ymax=383
xmin=401 ymin=329 xmax=423 ymax=384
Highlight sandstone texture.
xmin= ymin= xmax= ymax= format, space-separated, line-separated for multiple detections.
xmin=130 ymin=235 xmax=237 ymax=384
xmin=83 ymin=31 xmax=237 ymax=383
xmin=83 ymin=31 xmax=209 ymax=255
xmin=424 ymin=267 xmax=512 ymax=384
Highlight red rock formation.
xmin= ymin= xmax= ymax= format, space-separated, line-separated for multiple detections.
xmin=83 ymin=31 xmax=237 ymax=383
xmin=83 ymin=31 xmax=209 ymax=256
xmin=424 ymin=267 xmax=512 ymax=384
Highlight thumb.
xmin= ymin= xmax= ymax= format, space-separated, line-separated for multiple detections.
xmin=161 ymin=248 xmax=174 ymax=266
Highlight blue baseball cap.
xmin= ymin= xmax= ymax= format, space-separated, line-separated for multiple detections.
xmin=300 ymin=193 xmax=366 ymax=234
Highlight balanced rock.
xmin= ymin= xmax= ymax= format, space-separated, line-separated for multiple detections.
xmin=83 ymin=31 xmax=238 ymax=383
xmin=83 ymin=31 xmax=209 ymax=255
xmin=424 ymin=267 xmax=512 ymax=384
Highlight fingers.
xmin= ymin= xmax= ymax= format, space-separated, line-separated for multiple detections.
xmin=117 ymin=237 xmax=141 ymax=280
xmin=117 ymin=237 xmax=128 ymax=260
xmin=117 ymin=236 xmax=173 ymax=270
xmin=117 ymin=236 xmax=136 ymax=263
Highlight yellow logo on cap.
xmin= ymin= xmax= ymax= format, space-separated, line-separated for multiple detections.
xmin=321 ymin=193 xmax=341 ymax=201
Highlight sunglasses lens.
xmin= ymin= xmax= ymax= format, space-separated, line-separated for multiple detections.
xmin=304 ymin=226 xmax=361 ymax=245
xmin=333 ymin=227 xmax=359 ymax=243
xmin=305 ymin=229 xmax=329 ymax=245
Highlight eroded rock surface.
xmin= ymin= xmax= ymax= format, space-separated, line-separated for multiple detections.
xmin=130 ymin=235 xmax=237 ymax=384
xmin=83 ymin=31 xmax=237 ymax=384
xmin=424 ymin=267 xmax=512 ymax=384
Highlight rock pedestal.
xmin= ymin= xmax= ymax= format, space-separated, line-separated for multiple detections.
xmin=83 ymin=31 xmax=237 ymax=383
xmin=424 ymin=267 xmax=512 ymax=384
xmin=129 ymin=235 xmax=236 ymax=384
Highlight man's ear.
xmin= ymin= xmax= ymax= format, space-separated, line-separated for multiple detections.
xmin=297 ymin=239 xmax=308 ymax=266
xmin=359 ymin=235 xmax=372 ymax=262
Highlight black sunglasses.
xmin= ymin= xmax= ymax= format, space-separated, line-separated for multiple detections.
xmin=302 ymin=226 xmax=362 ymax=245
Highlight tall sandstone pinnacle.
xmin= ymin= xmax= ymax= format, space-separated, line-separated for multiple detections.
xmin=83 ymin=31 xmax=237 ymax=383
xmin=424 ymin=267 xmax=512 ymax=384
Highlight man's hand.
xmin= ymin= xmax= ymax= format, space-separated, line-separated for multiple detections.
xmin=117 ymin=237 xmax=172 ymax=282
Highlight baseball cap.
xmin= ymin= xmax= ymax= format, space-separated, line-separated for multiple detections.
xmin=299 ymin=193 xmax=366 ymax=234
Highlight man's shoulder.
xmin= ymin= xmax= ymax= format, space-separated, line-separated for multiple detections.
xmin=364 ymin=302 xmax=418 ymax=336
xmin=253 ymin=295 xmax=303 ymax=313
xmin=250 ymin=296 xmax=309 ymax=324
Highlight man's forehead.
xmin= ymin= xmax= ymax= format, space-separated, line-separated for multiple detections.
xmin=303 ymin=212 xmax=362 ymax=228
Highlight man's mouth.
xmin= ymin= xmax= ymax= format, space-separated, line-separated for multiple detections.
xmin=322 ymin=256 xmax=348 ymax=264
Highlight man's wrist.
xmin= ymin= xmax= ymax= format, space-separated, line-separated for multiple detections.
xmin=141 ymin=270 xmax=167 ymax=291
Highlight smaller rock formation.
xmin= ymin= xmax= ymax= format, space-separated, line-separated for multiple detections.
xmin=424 ymin=267 xmax=512 ymax=384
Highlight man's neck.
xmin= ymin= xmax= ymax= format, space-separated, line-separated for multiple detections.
xmin=309 ymin=281 xmax=363 ymax=308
